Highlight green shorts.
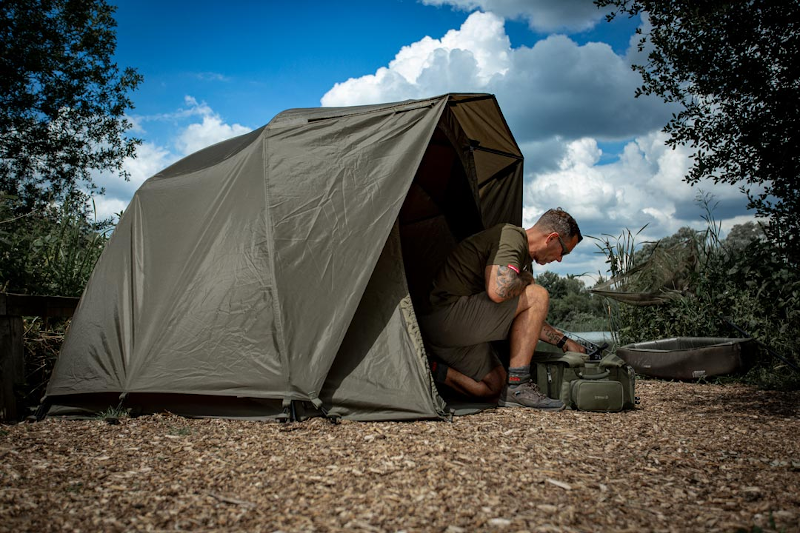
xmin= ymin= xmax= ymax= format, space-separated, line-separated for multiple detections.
xmin=418 ymin=292 xmax=518 ymax=381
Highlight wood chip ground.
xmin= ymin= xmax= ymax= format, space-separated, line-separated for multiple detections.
xmin=1 ymin=381 xmax=798 ymax=532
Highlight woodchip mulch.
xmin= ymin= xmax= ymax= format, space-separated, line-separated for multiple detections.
xmin=1 ymin=381 xmax=798 ymax=533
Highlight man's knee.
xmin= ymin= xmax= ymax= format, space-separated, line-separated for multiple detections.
xmin=482 ymin=365 xmax=506 ymax=396
xmin=518 ymin=283 xmax=549 ymax=314
xmin=526 ymin=283 xmax=549 ymax=302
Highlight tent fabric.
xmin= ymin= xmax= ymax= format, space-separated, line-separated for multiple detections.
xmin=44 ymin=93 xmax=523 ymax=421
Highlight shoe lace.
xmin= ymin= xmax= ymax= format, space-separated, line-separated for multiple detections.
xmin=515 ymin=381 xmax=547 ymax=400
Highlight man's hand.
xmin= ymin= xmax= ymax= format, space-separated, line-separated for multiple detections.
xmin=562 ymin=338 xmax=586 ymax=354
xmin=485 ymin=265 xmax=532 ymax=303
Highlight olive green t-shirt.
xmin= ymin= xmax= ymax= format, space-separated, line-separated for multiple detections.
xmin=429 ymin=223 xmax=531 ymax=308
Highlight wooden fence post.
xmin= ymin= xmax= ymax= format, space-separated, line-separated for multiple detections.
xmin=0 ymin=293 xmax=79 ymax=422
xmin=0 ymin=313 xmax=24 ymax=421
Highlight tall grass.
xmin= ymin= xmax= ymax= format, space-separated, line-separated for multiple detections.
xmin=37 ymin=194 xmax=111 ymax=296
xmin=1 ymin=189 xmax=112 ymax=296
xmin=590 ymin=226 xmax=652 ymax=345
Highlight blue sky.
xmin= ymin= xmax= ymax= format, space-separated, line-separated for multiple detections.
xmin=101 ymin=0 xmax=755 ymax=282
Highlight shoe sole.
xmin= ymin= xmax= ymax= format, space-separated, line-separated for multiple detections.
xmin=498 ymin=399 xmax=566 ymax=411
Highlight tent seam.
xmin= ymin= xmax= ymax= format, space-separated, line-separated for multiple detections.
xmin=260 ymin=131 xmax=293 ymax=403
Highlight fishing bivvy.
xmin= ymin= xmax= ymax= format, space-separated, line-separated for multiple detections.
xmin=41 ymin=94 xmax=526 ymax=422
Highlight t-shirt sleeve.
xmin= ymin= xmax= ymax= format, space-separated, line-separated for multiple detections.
xmin=489 ymin=226 xmax=528 ymax=270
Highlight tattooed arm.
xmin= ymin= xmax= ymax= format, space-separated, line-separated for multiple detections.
xmin=541 ymin=323 xmax=586 ymax=353
xmin=485 ymin=265 xmax=534 ymax=303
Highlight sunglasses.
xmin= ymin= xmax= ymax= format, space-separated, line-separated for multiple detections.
xmin=554 ymin=233 xmax=569 ymax=256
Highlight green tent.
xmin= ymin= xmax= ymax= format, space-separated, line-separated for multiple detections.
xmin=44 ymin=94 xmax=524 ymax=421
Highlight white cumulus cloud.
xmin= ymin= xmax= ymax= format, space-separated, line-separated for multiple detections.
xmin=420 ymin=0 xmax=610 ymax=32
xmin=93 ymin=142 xmax=175 ymax=221
xmin=176 ymin=114 xmax=251 ymax=156
xmin=322 ymin=13 xmax=673 ymax=143
xmin=322 ymin=12 xmax=509 ymax=106
xmin=523 ymin=132 xmax=754 ymax=278
xmin=174 ymin=96 xmax=251 ymax=155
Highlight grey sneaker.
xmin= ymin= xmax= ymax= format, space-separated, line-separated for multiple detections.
xmin=498 ymin=381 xmax=565 ymax=411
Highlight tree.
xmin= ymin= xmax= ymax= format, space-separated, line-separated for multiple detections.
xmin=596 ymin=0 xmax=800 ymax=266
xmin=635 ymin=226 xmax=698 ymax=264
xmin=723 ymin=221 xmax=766 ymax=253
xmin=0 ymin=0 xmax=141 ymax=210
xmin=535 ymin=272 xmax=607 ymax=330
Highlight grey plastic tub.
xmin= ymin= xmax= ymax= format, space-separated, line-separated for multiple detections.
xmin=616 ymin=337 xmax=755 ymax=379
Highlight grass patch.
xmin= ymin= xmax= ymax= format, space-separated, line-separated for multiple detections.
xmin=96 ymin=406 xmax=130 ymax=420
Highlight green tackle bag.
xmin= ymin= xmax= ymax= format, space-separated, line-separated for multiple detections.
xmin=533 ymin=352 xmax=636 ymax=412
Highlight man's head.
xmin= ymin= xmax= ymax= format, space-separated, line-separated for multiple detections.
xmin=527 ymin=208 xmax=582 ymax=265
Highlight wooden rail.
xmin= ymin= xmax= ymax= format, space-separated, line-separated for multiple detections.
xmin=0 ymin=293 xmax=79 ymax=422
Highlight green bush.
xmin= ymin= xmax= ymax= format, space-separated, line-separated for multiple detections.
xmin=1 ymin=189 xmax=112 ymax=296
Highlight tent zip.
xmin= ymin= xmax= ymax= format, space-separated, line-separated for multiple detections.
xmin=469 ymin=143 xmax=523 ymax=161
xmin=448 ymin=95 xmax=495 ymax=106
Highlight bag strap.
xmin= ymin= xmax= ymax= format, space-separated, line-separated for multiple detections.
xmin=578 ymin=370 xmax=610 ymax=380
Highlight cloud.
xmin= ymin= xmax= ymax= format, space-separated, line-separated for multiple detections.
xmin=176 ymin=114 xmax=251 ymax=156
xmin=498 ymin=35 xmax=674 ymax=142
xmin=132 ymin=95 xmax=218 ymax=125
xmin=524 ymin=138 xmax=619 ymax=226
xmin=131 ymin=95 xmax=251 ymax=156
xmin=523 ymin=132 xmax=754 ymax=279
xmin=195 ymin=72 xmax=232 ymax=82
xmin=420 ymin=0 xmax=610 ymax=33
xmin=322 ymin=12 xmax=510 ymax=106
xmin=93 ymin=141 xmax=176 ymax=221
xmin=518 ymin=137 xmax=567 ymax=175
xmin=322 ymin=12 xmax=674 ymax=142
xmin=172 ymin=96 xmax=251 ymax=155
xmin=92 ymin=196 xmax=129 ymax=222
xmin=526 ymin=132 xmax=747 ymax=232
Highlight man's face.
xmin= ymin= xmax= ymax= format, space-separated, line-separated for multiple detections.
xmin=533 ymin=232 xmax=579 ymax=265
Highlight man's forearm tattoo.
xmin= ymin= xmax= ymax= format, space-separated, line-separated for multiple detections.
xmin=541 ymin=323 xmax=562 ymax=345
xmin=494 ymin=266 xmax=528 ymax=299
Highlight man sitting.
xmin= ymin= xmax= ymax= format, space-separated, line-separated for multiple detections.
xmin=419 ymin=208 xmax=586 ymax=410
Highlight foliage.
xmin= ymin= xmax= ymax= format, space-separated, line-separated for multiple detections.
xmin=594 ymin=226 xmax=647 ymax=281
xmin=594 ymin=201 xmax=800 ymax=389
xmin=1 ymin=189 xmax=111 ymax=296
xmin=535 ymin=271 xmax=608 ymax=332
xmin=0 ymin=0 xmax=142 ymax=212
xmin=596 ymin=0 xmax=800 ymax=267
